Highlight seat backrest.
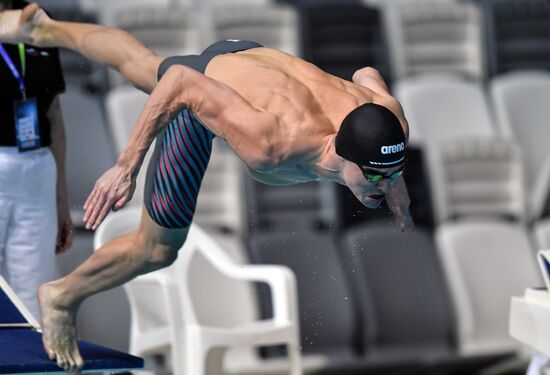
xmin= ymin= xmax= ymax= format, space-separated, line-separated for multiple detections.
xmin=300 ymin=2 xmax=389 ymax=81
xmin=385 ymin=1 xmax=484 ymax=80
xmin=78 ymin=0 xmax=174 ymax=25
xmin=205 ymin=4 xmax=300 ymax=56
xmin=171 ymin=226 xmax=259 ymax=328
xmin=105 ymin=86 xmax=149 ymax=154
xmin=95 ymin=208 xmax=260 ymax=364
xmin=248 ymin=230 xmax=359 ymax=356
xmin=112 ymin=6 xmax=202 ymax=57
xmin=394 ymin=76 xmax=497 ymax=223
xmin=429 ymin=138 xmax=526 ymax=223
xmin=104 ymin=86 xmax=153 ymax=208
xmin=244 ymin=177 xmax=338 ymax=232
xmin=490 ymin=71 xmax=550 ymax=220
xmin=484 ymin=0 xmax=550 ymax=76
xmin=394 ymin=75 xmax=495 ymax=147
xmin=194 ymin=0 xmax=272 ymax=6
xmin=435 ymin=220 xmax=541 ymax=354
xmin=106 ymin=6 xmax=201 ymax=87
xmin=490 ymin=71 xmax=550 ymax=188
xmin=342 ymin=223 xmax=453 ymax=351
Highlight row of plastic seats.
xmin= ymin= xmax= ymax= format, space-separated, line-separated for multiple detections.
xmin=105 ymin=3 xmax=298 ymax=87
xmin=94 ymin=204 xmax=526 ymax=375
xmin=41 ymin=0 xmax=550 ymax=86
xmin=381 ymin=0 xmax=550 ymax=79
xmin=299 ymin=0 xmax=550 ymax=84
xmin=98 ymin=137 xmax=544 ymax=374
xmin=246 ymin=140 xmax=543 ymax=374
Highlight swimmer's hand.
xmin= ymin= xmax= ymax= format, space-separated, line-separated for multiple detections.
xmin=386 ymin=175 xmax=415 ymax=232
xmin=0 ymin=3 xmax=52 ymax=46
xmin=83 ymin=164 xmax=136 ymax=230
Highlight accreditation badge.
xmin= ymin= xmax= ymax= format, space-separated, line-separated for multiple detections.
xmin=13 ymin=97 xmax=41 ymax=152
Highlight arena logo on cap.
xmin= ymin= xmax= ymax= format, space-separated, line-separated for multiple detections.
xmin=380 ymin=142 xmax=405 ymax=155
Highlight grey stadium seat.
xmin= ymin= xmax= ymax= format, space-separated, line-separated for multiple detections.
xmin=490 ymin=71 xmax=550 ymax=221
xmin=436 ymin=221 xmax=541 ymax=357
xmin=429 ymin=138 xmax=526 ymax=224
xmin=384 ymin=1 xmax=485 ymax=80
xmin=204 ymin=4 xmax=300 ymax=56
xmin=248 ymin=230 xmax=424 ymax=374
xmin=244 ymin=177 xmax=338 ymax=232
xmin=299 ymin=1 xmax=390 ymax=82
xmin=342 ymin=222 xmax=513 ymax=372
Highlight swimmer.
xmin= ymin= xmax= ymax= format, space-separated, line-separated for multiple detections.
xmin=0 ymin=4 xmax=413 ymax=373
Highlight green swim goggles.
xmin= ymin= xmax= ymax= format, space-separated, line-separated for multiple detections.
xmin=360 ymin=165 xmax=404 ymax=183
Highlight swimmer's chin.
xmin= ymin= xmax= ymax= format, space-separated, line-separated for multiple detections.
xmin=361 ymin=196 xmax=384 ymax=209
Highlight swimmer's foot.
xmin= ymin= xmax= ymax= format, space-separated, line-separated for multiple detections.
xmin=38 ymin=282 xmax=84 ymax=374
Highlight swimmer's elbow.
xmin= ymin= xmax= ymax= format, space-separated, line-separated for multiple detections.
xmin=352 ymin=67 xmax=379 ymax=83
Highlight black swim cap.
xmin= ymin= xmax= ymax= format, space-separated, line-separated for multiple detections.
xmin=335 ymin=103 xmax=406 ymax=168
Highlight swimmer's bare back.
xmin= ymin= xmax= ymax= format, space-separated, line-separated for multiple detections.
xmin=204 ymin=48 xmax=406 ymax=175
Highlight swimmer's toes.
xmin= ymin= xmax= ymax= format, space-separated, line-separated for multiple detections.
xmin=74 ymin=355 xmax=84 ymax=373
xmin=43 ymin=341 xmax=56 ymax=361
xmin=67 ymin=349 xmax=82 ymax=374
xmin=56 ymin=352 xmax=67 ymax=371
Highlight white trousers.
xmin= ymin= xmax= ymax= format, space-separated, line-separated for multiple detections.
xmin=0 ymin=147 xmax=59 ymax=320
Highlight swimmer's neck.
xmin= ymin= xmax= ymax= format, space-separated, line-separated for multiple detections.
xmin=315 ymin=135 xmax=345 ymax=183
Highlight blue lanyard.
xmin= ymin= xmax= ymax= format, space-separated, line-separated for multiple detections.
xmin=0 ymin=43 xmax=26 ymax=97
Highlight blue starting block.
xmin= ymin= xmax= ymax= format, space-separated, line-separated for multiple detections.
xmin=0 ymin=276 xmax=143 ymax=374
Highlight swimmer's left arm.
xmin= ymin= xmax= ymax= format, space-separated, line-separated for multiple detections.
xmin=353 ymin=67 xmax=410 ymax=142
xmin=386 ymin=175 xmax=415 ymax=232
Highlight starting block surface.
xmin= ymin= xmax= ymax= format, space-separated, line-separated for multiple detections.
xmin=0 ymin=277 xmax=143 ymax=374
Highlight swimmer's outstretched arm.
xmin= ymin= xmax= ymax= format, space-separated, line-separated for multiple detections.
xmin=0 ymin=3 xmax=163 ymax=92
xmin=83 ymin=64 xmax=279 ymax=229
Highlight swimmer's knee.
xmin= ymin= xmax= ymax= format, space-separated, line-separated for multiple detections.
xmin=147 ymin=244 xmax=179 ymax=269
xmin=139 ymin=229 xmax=188 ymax=270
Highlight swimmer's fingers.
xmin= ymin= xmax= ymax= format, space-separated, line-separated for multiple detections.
xmin=84 ymin=164 xmax=136 ymax=228
xmin=91 ymin=195 xmax=115 ymax=230
xmin=396 ymin=206 xmax=415 ymax=232
xmin=83 ymin=184 xmax=101 ymax=226
xmin=83 ymin=190 xmax=93 ymax=211
xmin=85 ymin=187 xmax=107 ymax=230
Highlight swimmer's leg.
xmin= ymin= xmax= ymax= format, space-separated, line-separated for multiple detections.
xmin=39 ymin=207 xmax=188 ymax=373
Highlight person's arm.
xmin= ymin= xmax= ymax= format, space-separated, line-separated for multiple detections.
xmin=352 ymin=67 xmax=390 ymax=93
xmin=83 ymin=64 xmax=279 ymax=230
xmin=0 ymin=4 xmax=163 ymax=93
xmin=353 ymin=67 xmax=409 ymax=141
xmin=47 ymin=96 xmax=74 ymax=253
